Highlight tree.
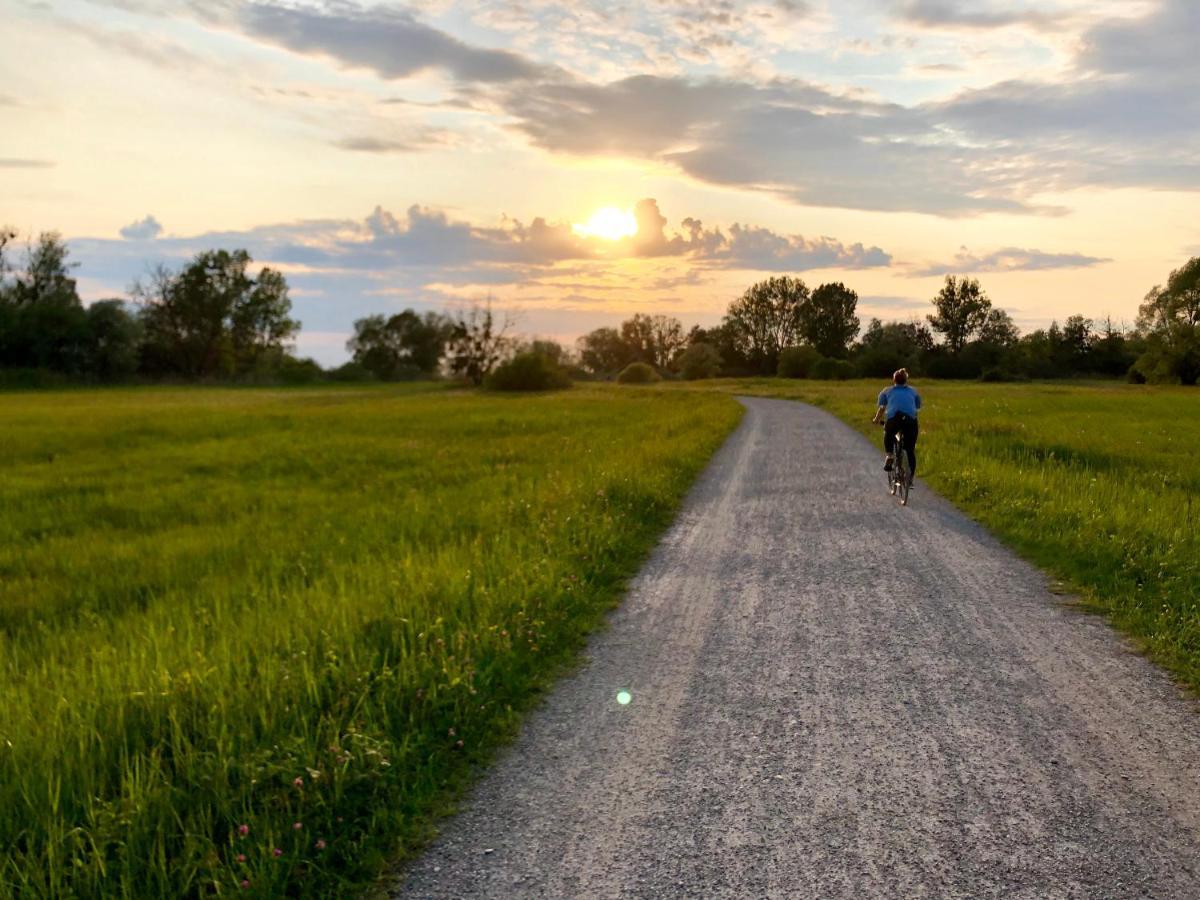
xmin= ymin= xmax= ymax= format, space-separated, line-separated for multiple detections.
xmin=348 ymin=309 xmax=450 ymax=379
xmin=619 ymin=313 xmax=686 ymax=370
xmin=687 ymin=323 xmax=751 ymax=375
xmin=723 ymin=276 xmax=808 ymax=374
xmin=8 ymin=232 xmax=80 ymax=309
xmin=855 ymin=318 xmax=934 ymax=377
xmin=800 ymin=282 xmax=859 ymax=358
xmin=0 ymin=226 xmax=16 ymax=296
xmin=1135 ymin=258 xmax=1200 ymax=385
xmin=676 ymin=342 xmax=722 ymax=380
xmin=445 ymin=299 xmax=514 ymax=386
xmin=0 ymin=232 xmax=89 ymax=373
xmin=85 ymin=300 xmax=141 ymax=379
xmin=136 ymin=250 xmax=299 ymax=378
xmin=577 ymin=327 xmax=634 ymax=376
xmin=1059 ymin=315 xmax=1093 ymax=371
xmin=928 ymin=276 xmax=991 ymax=353
xmin=977 ymin=308 xmax=1020 ymax=349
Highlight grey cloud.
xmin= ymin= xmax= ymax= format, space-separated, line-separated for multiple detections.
xmin=705 ymin=224 xmax=892 ymax=271
xmin=120 ymin=215 xmax=163 ymax=240
xmin=911 ymin=246 xmax=1110 ymax=277
xmin=334 ymin=131 xmax=453 ymax=153
xmin=239 ymin=3 xmax=545 ymax=83
xmin=68 ymin=200 xmax=892 ymax=305
xmin=0 ymin=158 xmax=55 ymax=168
xmin=898 ymin=0 xmax=1068 ymax=31
xmin=494 ymin=1 xmax=1200 ymax=215
xmin=502 ymin=74 xmax=1039 ymax=216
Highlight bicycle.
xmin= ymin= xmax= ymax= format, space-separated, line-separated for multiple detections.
xmin=886 ymin=425 xmax=912 ymax=506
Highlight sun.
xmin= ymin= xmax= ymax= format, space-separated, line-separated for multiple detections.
xmin=572 ymin=206 xmax=638 ymax=241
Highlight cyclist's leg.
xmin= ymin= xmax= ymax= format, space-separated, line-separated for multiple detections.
xmin=905 ymin=418 xmax=919 ymax=475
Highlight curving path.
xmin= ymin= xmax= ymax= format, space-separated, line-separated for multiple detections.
xmin=395 ymin=397 xmax=1200 ymax=899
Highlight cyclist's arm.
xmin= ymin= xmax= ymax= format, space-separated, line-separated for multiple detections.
xmin=871 ymin=404 xmax=886 ymax=424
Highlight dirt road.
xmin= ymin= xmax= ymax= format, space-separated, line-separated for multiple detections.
xmin=395 ymin=397 xmax=1200 ymax=898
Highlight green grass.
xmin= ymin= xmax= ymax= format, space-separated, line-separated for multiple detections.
xmin=715 ymin=378 xmax=1200 ymax=690
xmin=0 ymin=383 xmax=742 ymax=897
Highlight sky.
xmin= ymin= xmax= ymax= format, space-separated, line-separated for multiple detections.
xmin=2 ymin=0 xmax=1198 ymax=365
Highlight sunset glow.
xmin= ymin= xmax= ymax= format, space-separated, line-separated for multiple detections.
xmin=2 ymin=0 xmax=1198 ymax=365
xmin=572 ymin=207 xmax=639 ymax=242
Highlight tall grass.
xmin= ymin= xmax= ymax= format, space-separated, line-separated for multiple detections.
xmin=0 ymin=383 xmax=742 ymax=897
xmin=722 ymin=378 xmax=1200 ymax=689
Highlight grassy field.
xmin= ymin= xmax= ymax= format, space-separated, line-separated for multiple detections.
xmin=715 ymin=378 xmax=1200 ymax=691
xmin=0 ymin=383 xmax=742 ymax=897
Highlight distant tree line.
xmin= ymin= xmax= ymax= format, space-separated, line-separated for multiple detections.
xmin=0 ymin=229 xmax=303 ymax=384
xmin=4 ymin=223 xmax=1198 ymax=386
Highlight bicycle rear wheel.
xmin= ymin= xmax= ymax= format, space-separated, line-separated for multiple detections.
xmin=895 ymin=437 xmax=910 ymax=506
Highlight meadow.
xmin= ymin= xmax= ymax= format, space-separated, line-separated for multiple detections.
xmin=0 ymin=383 xmax=743 ymax=897
xmin=717 ymin=378 xmax=1200 ymax=691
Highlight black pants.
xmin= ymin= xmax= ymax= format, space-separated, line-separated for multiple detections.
xmin=884 ymin=414 xmax=918 ymax=475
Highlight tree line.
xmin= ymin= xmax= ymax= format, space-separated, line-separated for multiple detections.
xmin=0 ymin=230 xmax=305 ymax=384
xmin=3 ymin=224 xmax=1197 ymax=386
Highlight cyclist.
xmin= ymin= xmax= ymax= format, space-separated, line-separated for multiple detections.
xmin=871 ymin=368 xmax=921 ymax=479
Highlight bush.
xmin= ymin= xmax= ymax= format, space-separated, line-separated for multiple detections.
xmin=979 ymin=367 xmax=1029 ymax=383
xmin=677 ymin=343 xmax=722 ymax=380
xmin=327 ymin=361 xmax=376 ymax=382
xmin=616 ymin=362 xmax=661 ymax=384
xmin=277 ymin=356 xmax=325 ymax=385
xmin=854 ymin=347 xmax=907 ymax=379
xmin=484 ymin=352 xmax=571 ymax=391
xmin=1127 ymin=363 xmax=1148 ymax=384
xmin=812 ymin=357 xmax=856 ymax=380
xmin=777 ymin=346 xmax=823 ymax=378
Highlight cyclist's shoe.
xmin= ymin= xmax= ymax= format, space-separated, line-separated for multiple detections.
xmin=883 ymin=454 xmax=894 ymax=472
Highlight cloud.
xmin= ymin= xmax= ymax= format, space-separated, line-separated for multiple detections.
xmin=119 ymin=215 xmax=163 ymax=240
xmin=897 ymin=0 xmax=1069 ymax=31
xmin=911 ymin=246 xmax=1110 ymax=276
xmin=333 ymin=131 xmax=454 ymax=153
xmin=235 ymin=3 xmax=546 ymax=83
xmin=500 ymin=74 xmax=1043 ymax=216
xmin=0 ymin=158 xmax=54 ymax=168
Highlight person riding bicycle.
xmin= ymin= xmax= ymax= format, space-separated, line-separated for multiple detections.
xmin=871 ymin=368 xmax=921 ymax=479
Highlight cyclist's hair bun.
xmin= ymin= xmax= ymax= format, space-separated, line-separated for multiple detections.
xmin=893 ymin=368 xmax=909 ymax=384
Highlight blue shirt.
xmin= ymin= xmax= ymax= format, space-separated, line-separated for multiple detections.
xmin=878 ymin=384 xmax=921 ymax=419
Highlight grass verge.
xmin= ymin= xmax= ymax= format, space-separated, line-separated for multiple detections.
xmin=0 ymin=383 xmax=742 ymax=897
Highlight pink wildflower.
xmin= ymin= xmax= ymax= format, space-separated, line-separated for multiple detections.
xmin=273 ymin=848 xmax=283 ymax=858
xmin=315 ymin=839 xmax=327 ymax=851
xmin=292 ymin=776 xmax=304 ymax=788
xmin=237 ymin=824 xmax=249 ymax=837
xmin=293 ymin=822 xmax=303 ymax=831
xmin=236 ymin=854 xmax=246 ymax=863
xmin=240 ymin=879 xmax=250 ymax=890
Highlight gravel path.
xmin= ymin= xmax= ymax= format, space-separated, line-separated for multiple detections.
xmin=395 ymin=396 xmax=1200 ymax=899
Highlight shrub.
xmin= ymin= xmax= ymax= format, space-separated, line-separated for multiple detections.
xmin=277 ymin=356 xmax=325 ymax=385
xmin=854 ymin=347 xmax=907 ymax=379
xmin=979 ymin=367 xmax=1029 ymax=383
xmin=484 ymin=352 xmax=571 ymax=391
xmin=327 ymin=361 xmax=376 ymax=382
xmin=616 ymin=362 xmax=661 ymax=384
xmin=1127 ymin=363 xmax=1148 ymax=384
xmin=777 ymin=346 xmax=823 ymax=378
xmin=812 ymin=357 xmax=856 ymax=380
xmin=677 ymin=343 xmax=722 ymax=380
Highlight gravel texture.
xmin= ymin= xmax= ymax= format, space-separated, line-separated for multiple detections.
xmin=394 ymin=396 xmax=1200 ymax=899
